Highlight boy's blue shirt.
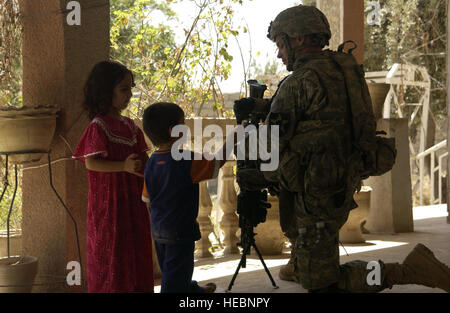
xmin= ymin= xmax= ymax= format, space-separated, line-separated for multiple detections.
xmin=143 ymin=150 xmax=218 ymax=244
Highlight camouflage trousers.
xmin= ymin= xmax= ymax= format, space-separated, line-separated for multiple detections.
xmin=279 ymin=188 xmax=388 ymax=292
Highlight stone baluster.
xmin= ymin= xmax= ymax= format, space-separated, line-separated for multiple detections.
xmin=195 ymin=181 xmax=214 ymax=258
xmin=218 ymin=161 xmax=239 ymax=255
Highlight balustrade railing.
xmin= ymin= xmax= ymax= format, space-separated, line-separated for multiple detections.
xmin=412 ymin=140 xmax=448 ymax=205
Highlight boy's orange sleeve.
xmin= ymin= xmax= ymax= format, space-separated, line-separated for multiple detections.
xmin=190 ymin=154 xmax=220 ymax=183
xmin=142 ymin=183 xmax=150 ymax=203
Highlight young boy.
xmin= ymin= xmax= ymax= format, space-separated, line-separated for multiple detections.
xmin=141 ymin=102 xmax=236 ymax=293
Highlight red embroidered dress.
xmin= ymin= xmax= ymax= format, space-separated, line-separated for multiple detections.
xmin=73 ymin=114 xmax=153 ymax=293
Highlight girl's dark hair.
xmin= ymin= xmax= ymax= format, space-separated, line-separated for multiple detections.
xmin=142 ymin=102 xmax=185 ymax=147
xmin=83 ymin=61 xmax=135 ymax=120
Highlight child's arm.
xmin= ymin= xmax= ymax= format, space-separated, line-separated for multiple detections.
xmin=85 ymin=153 xmax=144 ymax=177
xmin=215 ymin=126 xmax=239 ymax=169
xmin=191 ymin=126 xmax=240 ymax=184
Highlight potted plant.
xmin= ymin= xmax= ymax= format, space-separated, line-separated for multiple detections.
xmin=0 ymin=0 xmax=58 ymax=165
xmin=0 ymin=0 xmax=42 ymax=292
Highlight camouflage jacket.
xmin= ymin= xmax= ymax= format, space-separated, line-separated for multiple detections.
xmin=264 ymin=50 xmax=358 ymax=219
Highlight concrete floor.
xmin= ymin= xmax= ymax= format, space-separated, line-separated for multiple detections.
xmin=155 ymin=204 xmax=449 ymax=293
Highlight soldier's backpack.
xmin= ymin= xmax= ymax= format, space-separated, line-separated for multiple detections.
xmin=329 ymin=41 xmax=397 ymax=179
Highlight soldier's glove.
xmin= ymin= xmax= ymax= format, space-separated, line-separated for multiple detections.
xmin=234 ymin=97 xmax=255 ymax=124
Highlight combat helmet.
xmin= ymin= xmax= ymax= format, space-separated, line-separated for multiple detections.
xmin=267 ymin=5 xmax=331 ymax=71
xmin=267 ymin=5 xmax=331 ymax=42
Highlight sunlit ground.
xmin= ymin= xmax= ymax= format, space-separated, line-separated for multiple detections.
xmin=411 ymin=204 xmax=448 ymax=220
xmin=154 ymin=204 xmax=448 ymax=292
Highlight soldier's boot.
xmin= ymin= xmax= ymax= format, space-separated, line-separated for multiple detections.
xmin=385 ymin=243 xmax=450 ymax=292
xmin=279 ymin=240 xmax=296 ymax=282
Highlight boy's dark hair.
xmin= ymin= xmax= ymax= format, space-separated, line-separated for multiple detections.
xmin=83 ymin=61 xmax=135 ymax=120
xmin=142 ymin=102 xmax=185 ymax=146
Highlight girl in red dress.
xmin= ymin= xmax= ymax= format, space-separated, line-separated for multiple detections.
xmin=73 ymin=61 xmax=153 ymax=292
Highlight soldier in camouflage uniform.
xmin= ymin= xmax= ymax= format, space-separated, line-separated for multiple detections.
xmin=236 ymin=5 xmax=450 ymax=292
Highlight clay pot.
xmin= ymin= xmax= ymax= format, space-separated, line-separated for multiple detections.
xmin=0 ymin=229 xmax=22 ymax=257
xmin=0 ymin=256 xmax=38 ymax=293
xmin=254 ymin=195 xmax=288 ymax=255
xmin=367 ymin=83 xmax=390 ymax=119
xmin=0 ymin=107 xmax=58 ymax=164
xmin=339 ymin=186 xmax=372 ymax=243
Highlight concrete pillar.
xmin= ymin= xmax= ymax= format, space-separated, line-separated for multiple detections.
xmin=446 ymin=0 xmax=450 ymax=224
xmin=317 ymin=0 xmax=365 ymax=64
xmin=365 ymin=119 xmax=414 ymax=233
xmin=19 ymin=0 xmax=109 ymax=292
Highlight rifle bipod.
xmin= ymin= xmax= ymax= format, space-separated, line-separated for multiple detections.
xmin=226 ymin=230 xmax=279 ymax=292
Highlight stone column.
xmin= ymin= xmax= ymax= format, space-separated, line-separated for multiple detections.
xmin=317 ymin=0 xmax=365 ymax=64
xmin=365 ymin=119 xmax=414 ymax=233
xmin=218 ymin=161 xmax=239 ymax=255
xmin=19 ymin=0 xmax=109 ymax=292
xmin=446 ymin=0 xmax=450 ymax=224
xmin=195 ymin=181 xmax=214 ymax=258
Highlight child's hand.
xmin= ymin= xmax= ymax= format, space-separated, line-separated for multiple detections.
xmin=123 ymin=154 xmax=144 ymax=177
